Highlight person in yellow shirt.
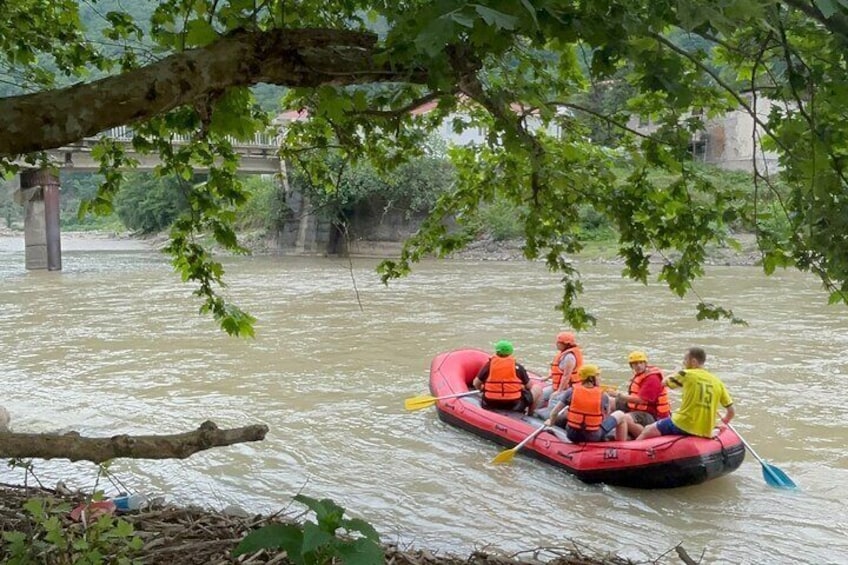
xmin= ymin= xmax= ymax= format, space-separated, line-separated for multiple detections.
xmin=636 ymin=347 xmax=735 ymax=439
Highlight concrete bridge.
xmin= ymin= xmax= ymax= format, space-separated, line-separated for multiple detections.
xmin=15 ymin=126 xmax=305 ymax=270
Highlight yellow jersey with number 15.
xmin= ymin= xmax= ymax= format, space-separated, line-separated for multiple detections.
xmin=667 ymin=368 xmax=733 ymax=438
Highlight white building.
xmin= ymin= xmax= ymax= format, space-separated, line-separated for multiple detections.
xmin=629 ymin=96 xmax=782 ymax=175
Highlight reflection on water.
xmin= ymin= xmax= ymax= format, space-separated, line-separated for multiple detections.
xmin=0 ymin=236 xmax=846 ymax=564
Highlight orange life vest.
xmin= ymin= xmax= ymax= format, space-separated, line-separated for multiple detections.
xmin=627 ymin=366 xmax=671 ymax=418
xmin=566 ymin=384 xmax=604 ymax=431
xmin=551 ymin=345 xmax=583 ymax=389
xmin=483 ymin=355 xmax=523 ymax=401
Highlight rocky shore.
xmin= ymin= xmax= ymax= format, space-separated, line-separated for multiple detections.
xmin=0 ymin=226 xmax=762 ymax=267
xmin=430 ymin=233 xmax=761 ymax=267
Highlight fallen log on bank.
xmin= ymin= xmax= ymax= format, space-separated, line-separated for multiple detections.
xmin=0 ymin=420 xmax=269 ymax=463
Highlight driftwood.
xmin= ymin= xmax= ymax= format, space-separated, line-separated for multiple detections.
xmin=0 ymin=484 xmax=636 ymax=565
xmin=0 ymin=420 xmax=268 ymax=464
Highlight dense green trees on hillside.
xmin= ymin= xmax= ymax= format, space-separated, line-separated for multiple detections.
xmin=2 ymin=0 xmax=848 ymax=334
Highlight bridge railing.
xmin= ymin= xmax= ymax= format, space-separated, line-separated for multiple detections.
xmin=98 ymin=126 xmax=281 ymax=148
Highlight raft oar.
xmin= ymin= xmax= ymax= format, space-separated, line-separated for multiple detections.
xmin=727 ymin=423 xmax=797 ymax=489
xmin=491 ymin=424 xmax=548 ymax=465
xmin=404 ymin=390 xmax=480 ymax=411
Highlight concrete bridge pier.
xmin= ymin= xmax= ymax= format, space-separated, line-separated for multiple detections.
xmin=17 ymin=168 xmax=62 ymax=271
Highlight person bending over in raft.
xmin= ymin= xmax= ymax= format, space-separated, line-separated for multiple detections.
xmin=544 ymin=364 xmax=633 ymax=442
xmin=609 ymin=350 xmax=671 ymax=438
xmin=473 ymin=340 xmax=543 ymax=416
xmin=637 ymin=346 xmax=735 ymax=440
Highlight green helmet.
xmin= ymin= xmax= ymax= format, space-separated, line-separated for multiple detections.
xmin=494 ymin=340 xmax=514 ymax=356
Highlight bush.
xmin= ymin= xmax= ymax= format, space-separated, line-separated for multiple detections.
xmin=113 ymin=173 xmax=190 ymax=234
xmin=475 ymin=198 xmax=525 ymax=241
xmin=235 ymin=175 xmax=288 ymax=233
xmin=3 ymin=497 xmax=142 ymax=564
xmin=234 ymin=495 xmax=382 ymax=565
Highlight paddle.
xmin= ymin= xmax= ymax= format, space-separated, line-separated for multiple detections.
xmin=491 ymin=424 xmax=548 ymax=465
xmin=726 ymin=423 xmax=797 ymax=489
xmin=404 ymin=390 xmax=480 ymax=411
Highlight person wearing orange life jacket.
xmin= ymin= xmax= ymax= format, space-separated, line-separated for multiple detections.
xmin=544 ymin=364 xmax=632 ymax=443
xmin=472 ymin=340 xmax=542 ymax=415
xmin=541 ymin=331 xmax=583 ymax=410
xmin=610 ymin=351 xmax=672 ymax=436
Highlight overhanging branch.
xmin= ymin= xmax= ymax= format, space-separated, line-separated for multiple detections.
xmin=0 ymin=28 xmax=428 ymax=157
xmin=0 ymin=420 xmax=269 ymax=464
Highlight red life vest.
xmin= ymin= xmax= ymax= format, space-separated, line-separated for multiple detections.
xmin=551 ymin=345 xmax=583 ymax=389
xmin=483 ymin=355 xmax=523 ymax=401
xmin=566 ymin=384 xmax=604 ymax=431
xmin=627 ymin=365 xmax=671 ymax=418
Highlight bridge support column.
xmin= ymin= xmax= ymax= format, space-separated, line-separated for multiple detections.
xmin=19 ymin=168 xmax=62 ymax=271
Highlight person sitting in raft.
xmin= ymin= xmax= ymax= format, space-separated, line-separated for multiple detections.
xmin=540 ymin=331 xmax=584 ymax=411
xmin=473 ymin=340 xmax=542 ymax=416
xmin=609 ymin=350 xmax=671 ymax=438
xmin=637 ymin=347 xmax=735 ymax=440
xmin=544 ymin=364 xmax=632 ymax=442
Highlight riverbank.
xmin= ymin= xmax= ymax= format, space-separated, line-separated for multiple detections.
xmin=0 ymin=483 xmax=640 ymax=565
xmin=301 ymin=232 xmax=762 ymax=267
xmin=0 ymin=227 xmax=763 ymax=267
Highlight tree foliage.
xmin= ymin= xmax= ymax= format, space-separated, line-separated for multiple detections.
xmin=2 ymin=0 xmax=848 ymax=333
xmin=113 ymin=173 xmax=191 ymax=234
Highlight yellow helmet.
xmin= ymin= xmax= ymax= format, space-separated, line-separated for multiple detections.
xmin=578 ymin=364 xmax=600 ymax=381
xmin=628 ymin=351 xmax=648 ymax=364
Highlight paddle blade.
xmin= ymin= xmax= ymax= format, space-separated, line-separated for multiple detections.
xmin=403 ymin=395 xmax=437 ymax=411
xmin=491 ymin=448 xmax=517 ymax=465
xmin=762 ymin=463 xmax=797 ymax=489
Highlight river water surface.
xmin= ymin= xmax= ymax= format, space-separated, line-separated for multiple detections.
xmin=0 ymin=236 xmax=845 ymax=564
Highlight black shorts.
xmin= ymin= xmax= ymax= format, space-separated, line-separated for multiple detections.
xmin=629 ymin=411 xmax=656 ymax=426
xmin=482 ymin=389 xmax=532 ymax=412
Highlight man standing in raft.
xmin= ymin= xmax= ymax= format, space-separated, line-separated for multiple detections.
xmin=637 ymin=347 xmax=735 ymax=440
xmin=611 ymin=350 xmax=671 ymax=437
xmin=473 ymin=340 xmax=542 ymax=416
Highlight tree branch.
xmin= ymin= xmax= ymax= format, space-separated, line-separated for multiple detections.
xmin=781 ymin=0 xmax=848 ymax=43
xmin=649 ymin=32 xmax=792 ymax=155
xmin=550 ymin=101 xmax=670 ymax=143
xmin=347 ymin=91 xmax=454 ymax=119
xmin=0 ymin=420 xmax=269 ymax=464
xmin=0 ymin=28 xmax=428 ymax=157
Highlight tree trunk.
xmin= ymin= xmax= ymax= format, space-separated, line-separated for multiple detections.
xmin=0 ymin=421 xmax=268 ymax=464
xmin=0 ymin=28 xmax=428 ymax=157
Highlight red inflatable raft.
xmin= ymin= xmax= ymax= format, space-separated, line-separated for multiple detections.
xmin=429 ymin=348 xmax=745 ymax=489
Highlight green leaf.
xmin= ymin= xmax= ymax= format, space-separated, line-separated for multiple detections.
xmin=342 ymin=517 xmax=380 ymax=542
xmin=112 ymin=519 xmax=135 ymax=538
xmin=335 ymin=538 xmax=385 ymax=565
xmin=185 ymin=19 xmax=218 ymax=47
xmin=828 ymin=290 xmax=846 ymax=305
xmin=301 ymin=522 xmax=335 ymax=554
xmin=2 ymin=531 xmax=27 ymax=544
xmin=233 ymin=524 xmax=303 ymax=558
xmin=814 ymin=0 xmax=839 ymax=18
xmin=23 ymin=498 xmax=45 ymax=519
xmin=294 ymin=495 xmax=344 ymax=532
xmin=518 ymin=0 xmax=539 ymax=29
xmin=472 ymin=5 xmax=518 ymax=30
xmin=450 ymin=12 xmax=475 ymax=28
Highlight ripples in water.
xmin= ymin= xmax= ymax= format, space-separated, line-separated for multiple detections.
xmin=0 ymin=249 xmax=846 ymax=562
